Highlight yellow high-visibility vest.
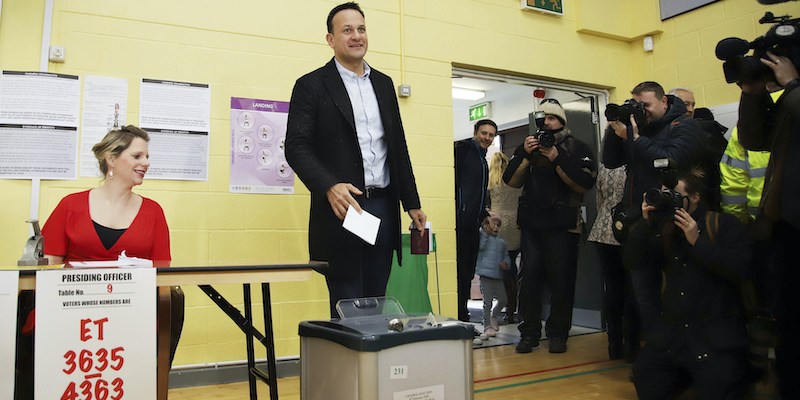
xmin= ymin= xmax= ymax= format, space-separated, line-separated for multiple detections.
xmin=719 ymin=90 xmax=782 ymax=223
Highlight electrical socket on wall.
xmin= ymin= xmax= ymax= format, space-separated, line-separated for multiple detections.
xmin=398 ymin=84 xmax=411 ymax=97
xmin=49 ymin=46 xmax=66 ymax=63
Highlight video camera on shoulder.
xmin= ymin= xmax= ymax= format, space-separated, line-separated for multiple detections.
xmin=716 ymin=12 xmax=800 ymax=84
xmin=645 ymin=158 xmax=685 ymax=225
xmin=528 ymin=111 xmax=556 ymax=148
xmin=604 ymin=99 xmax=647 ymax=127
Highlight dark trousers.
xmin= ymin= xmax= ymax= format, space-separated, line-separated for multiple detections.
xmin=627 ymin=244 xmax=663 ymax=339
xmin=503 ymin=249 xmax=520 ymax=318
xmin=517 ymin=228 xmax=579 ymax=341
xmin=772 ymin=221 xmax=800 ymax=400
xmin=595 ymin=242 xmax=641 ymax=348
xmin=456 ymin=223 xmax=480 ymax=322
xmin=325 ymin=193 xmax=398 ymax=319
xmin=633 ymin=344 xmax=748 ymax=400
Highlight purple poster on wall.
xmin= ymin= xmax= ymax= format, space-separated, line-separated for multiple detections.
xmin=229 ymin=97 xmax=294 ymax=194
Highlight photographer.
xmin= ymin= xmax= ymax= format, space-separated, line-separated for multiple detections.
xmin=737 ymin=50 xmax=800 ymax=399
xmin=603 ymin=81 xmax=706 ymax=225
xmin=627 ymin=168 xmax=751 ymax=400
xmin=503 ymin=99 xmax=596 ymax=354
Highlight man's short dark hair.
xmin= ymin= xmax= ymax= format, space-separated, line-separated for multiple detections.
xmin=631 ymin=81 xmax=665 ymax=100
xmin=327 ymin=2 xmax=365 ymax=33
xmin=474 ymin=119 xmax=498 ymax=134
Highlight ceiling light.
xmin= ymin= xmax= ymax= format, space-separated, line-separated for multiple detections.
xmin=452 ymin=87 xmax=486 ymax=101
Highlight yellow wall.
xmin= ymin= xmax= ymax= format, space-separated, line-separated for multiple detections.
xmin=0 ymin=0 xmax=795 ymax=366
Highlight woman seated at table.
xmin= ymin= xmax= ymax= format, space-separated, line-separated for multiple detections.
xmin=44 ymin=125 xmax=170 ymax=264
xmin=14 ymin=125 xmax=183 ymax=399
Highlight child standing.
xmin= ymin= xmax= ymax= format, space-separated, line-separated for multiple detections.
xmin=475 ymin=212 xmax=511 ymax=337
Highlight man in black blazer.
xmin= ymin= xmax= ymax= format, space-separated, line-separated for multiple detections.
xmin=286 ymin=2 xmax=426 ymax=318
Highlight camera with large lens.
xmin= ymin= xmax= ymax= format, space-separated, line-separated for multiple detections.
xmin=645 ymin=158 xmax=685 ymax=225
xmin=716 ymin=12 xmax=800 ymax=84
xmin=528 ymin=111 xmax=557 ymax=148
xmin=605 ymin=99 xmax=647 ymax=127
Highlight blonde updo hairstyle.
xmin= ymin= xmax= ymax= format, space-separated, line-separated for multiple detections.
xmin=92 ymin=125 xmax=149 ymax=177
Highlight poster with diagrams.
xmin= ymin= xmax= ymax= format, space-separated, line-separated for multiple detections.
xmin=229 ymin=97 xmax=294 ymax=194
xmin=80 ymin=76 xmax=128 ymax=178
xmin=139 ymin=79 xmax=210 ymax=181
xmin=0 ymin=71 xmax=81 ymax=179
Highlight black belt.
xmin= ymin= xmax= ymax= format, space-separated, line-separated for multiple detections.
xmin=364 ymin=186 xmax=388 ymax=199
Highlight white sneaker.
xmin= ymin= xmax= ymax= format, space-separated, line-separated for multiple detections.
xmin=473 ymin=337 xmax=483 ymax=345
xmin=473 ymin=325 xmax=489 ymax=340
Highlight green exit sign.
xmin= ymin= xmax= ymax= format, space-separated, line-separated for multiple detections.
xmin=469 ymin=102 xmax=492 ymax=121
xmin=521 ymin=0 xmax=563 ymax=16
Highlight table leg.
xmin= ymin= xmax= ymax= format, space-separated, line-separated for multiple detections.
xmin=261 ymin=283 xmax=279 ymax=400
xmin=197 ymin=284 xmax=280 ymax=400
xmin=243 ymin=284 xmax=258 ymax=400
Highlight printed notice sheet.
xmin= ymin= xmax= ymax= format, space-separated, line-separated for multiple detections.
xmin=229 ymin=97 xmax=294 ymax=194
xmin=35 ymin=268 xmax=157 ymax=399
xmin=0 ymin=271 xmax=19 ymax=399
xmin=139 ymin=78 xmax=210 ymax=180
xmin=0 ymin=71 xmax=81 ymax=179
xmin=80 ymin=76 xmax=128 ymax=178
xmin=393 ymin=384 xmax=445 ymax=400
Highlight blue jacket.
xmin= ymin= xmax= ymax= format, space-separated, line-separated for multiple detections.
xmin=475 ymin=230 xmax=512 ymax=280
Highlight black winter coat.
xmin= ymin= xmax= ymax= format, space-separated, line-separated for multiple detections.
xmin=603 ymin=96 xmax=705 ymax=209
xmin=454 ymin=139 xmax=489 ymax=230
xmin=504 ymin=134 xmax=596 ymax=230
xmin=626 ymin=207 xmax=751 ymax=358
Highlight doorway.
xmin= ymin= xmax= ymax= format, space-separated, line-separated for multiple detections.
xmin=452 ymin=68 xmax=608 ymax=329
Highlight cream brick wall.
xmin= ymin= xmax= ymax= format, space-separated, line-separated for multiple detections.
xmin=1 ymin=0 xmax=796 ymax=367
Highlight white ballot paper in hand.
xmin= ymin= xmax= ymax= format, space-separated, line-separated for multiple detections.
xmin=342 ymin=204 xmax=381 ymax=245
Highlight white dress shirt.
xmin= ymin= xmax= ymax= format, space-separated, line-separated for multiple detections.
xmin=334 ymin=58 xmax=390 ymax=189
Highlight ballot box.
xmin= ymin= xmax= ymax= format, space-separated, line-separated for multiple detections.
xmin=299 ymin=297 xmax=474 ymax=400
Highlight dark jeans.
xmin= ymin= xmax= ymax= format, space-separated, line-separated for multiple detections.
xmin=772 ymin=221 xmax=800 ymax=400
xmin=633 ymin=344 xmax=748 ymax=400
xmin=456 ymin=223 xmax=480 ymax=322
xmin=326 ymin=192 xmax=398 ymax=318
xmin=517 ymin=228 xmax=579 ymax=341
xmin=595 ymin=242 xmax=641 ymax=348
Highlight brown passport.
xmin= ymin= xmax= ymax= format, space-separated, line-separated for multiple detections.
xmin=410 ymin=228 xmax=430 ymax=254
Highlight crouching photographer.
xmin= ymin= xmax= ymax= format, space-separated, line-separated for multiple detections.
xmin=719 ymin=10 xmax=800 ymax=399
xmin=626 ymin=167 xmax=752 ymax=400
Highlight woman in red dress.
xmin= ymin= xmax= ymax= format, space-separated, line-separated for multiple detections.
xmin=15 ymin=126 xmax=183 ymax=400
xmin=43 ymin=125 xmax=170 ymax=264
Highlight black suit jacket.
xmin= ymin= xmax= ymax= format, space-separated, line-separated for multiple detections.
xmin=285 ymin=58 xmax=421 ymax=269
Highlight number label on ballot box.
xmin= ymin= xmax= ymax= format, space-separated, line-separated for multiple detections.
xmin=35 ymin=268 xmax=156 ymax=400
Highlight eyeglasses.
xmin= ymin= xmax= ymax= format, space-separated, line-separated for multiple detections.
xmin=540 ymin=98 xmax=561 ymax=106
